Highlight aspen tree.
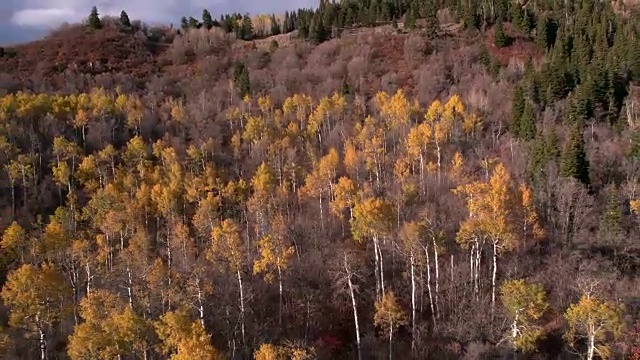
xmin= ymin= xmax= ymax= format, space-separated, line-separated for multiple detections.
xmin=500 ymin=279 xmax=549 ymax=352
xmin=253 ymin=215 xmax=295 ymax=328
xmin=351 ymin=197 xmax=394 ymax=300
xmin=374 ymin=291 xmax=407 ymax=360
xmin=1 ymin=263 xmax=70 ymax=360
xmin=565 ymin=295 xmax=623 ymax=360
xmin=208 ymin=219 xmax=247 ymax=345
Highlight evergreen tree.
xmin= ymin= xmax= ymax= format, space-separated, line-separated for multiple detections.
xmin=310 ymin=16 xmax=328 ymax=44
xmin=188 ymin=16 xmax=200 ymax=29
xmin=600 ymin=185 xmax=622 ymax=233
xmin=240 ymin=14 xmax=254 ymax=40
xmin=341 ymin=79 xmax=351 ymax=96
xmin=479 ymin=43 xmax=491 ymax=69
xmin=511 ymin=85 xmax=525 ymax=134
xmin=270 ymin=14 xmax=281 ymax=36
xmin=202 ymin=9 xmax=214 ymax=30
xmin=425 ymin=0 xmax=439 ymax=38
xmin=180 ymin=16 xmax=189 ymax=31
xmin=529 ymin=129 xmax=560 ymax=181
xmin=119 ymin=10 xmax=131 ymax=28
xmin=405 ymin=5 xmax=416 ymax=29
xmin=88 ymin=6 xmax=102 ymax=30
xmin=494 ymin=18 xmax=508 ymax=48
xmin=560 ymin=123 xmax=590 ymax=186
xmin=518 ymin=101 xmax=537 ymax=141
xmin=233 ymin=62 xmax=251 ymax=98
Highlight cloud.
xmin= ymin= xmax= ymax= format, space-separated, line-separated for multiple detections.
xmin=11 ymin=8 xmax=79 ymax=28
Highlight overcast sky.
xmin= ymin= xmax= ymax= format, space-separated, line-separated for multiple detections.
xmin=0 ymin=0 xmax=318 ymax=45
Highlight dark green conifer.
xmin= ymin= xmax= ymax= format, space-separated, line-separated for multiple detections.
xmin=494 ymin=18 xmax=508 ymax=48
xmin=425 ymin=0 xmax=438 ymax=38
xmin=511 ymin=85 xmax=525 ymax=133
xmin=560 ymin=123 xmax=590 ymax=186
xmin=233 ymin=62 xmax=251 ymax=98
xmin=119 ymin=10 xmax=131 ymax=28
xmin=202 ymin=9 xmax=214 ymax=30
xmin=518 ymin=101 xmax=537 ymax=141
xmin=270 ymin=15 xmax=281 ymax=35
xmin=600 ymin=185 xmax=622 ymax=233
xmin=88 ymin=6 xmax=102 ymax=30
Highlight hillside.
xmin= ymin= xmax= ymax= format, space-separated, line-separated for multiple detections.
xmin=0 ymin=2 xmax=640 ymax=360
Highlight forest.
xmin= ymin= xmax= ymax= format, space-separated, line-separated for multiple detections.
xmin=0 ymin=0 xmax=639 ymax=359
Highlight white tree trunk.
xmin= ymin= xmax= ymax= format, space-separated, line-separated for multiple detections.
xmin=278 ymin=264 xmax=284 ymax=329
xmin=410 ymin=251 xmax=416 ymax=352
xmin=127 ymin=266 xmax=134 ymax=309
xmin=424 ymin=245 xmax=436 ymax=330
xmin=389 ymin=319 xmax=393 ymax=360
xmin=374 ymin=237 xmax=381 ymax=300
xmin=35 ymin=315 xmax=46 ymax=360
xmin=492 ymin=240 xmax=498 ymax=319
xmin=319 ymin=196 xmax=324 ymax=232
xmin=587 ymin=333 xmax=595 ymax=360
xmin=475 ymin=240 xmax=481 ymax=301
xmin=345 ymin=254 xmax=362 ymax=360
xmin=196 ymin=277 xmax=205 ymax=328
xmin=433 ymin=237 xmax=440 ymax=319
xmin=237 ymin=269 xmax=246 ymax=345
xmin=379 ymin=240 xmax=385 ymax=296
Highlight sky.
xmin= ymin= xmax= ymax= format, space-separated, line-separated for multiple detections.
xmin=0 ymin=0 xmax=318 ymax=45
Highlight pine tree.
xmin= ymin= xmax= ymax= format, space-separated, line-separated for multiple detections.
xmin=240 ymin=14 xmax=254 ymax=40
xmin=202 ymin=9 xmax=214 ymax=30
xmin=119 ymin=10 xmax=131 ymax=28
xmin=494 ymin=18 xmax=508 ymax=48
xmin=518 ymin=102 xmax=537 ymax=141
xmin=190 ymin=16 xmax=202 ymax=29
xmin=425 ymin=0 xmax=438 ymax=38
xmin=270 ymin=14 xmax=281 ymax=35
xmin=310 ymin=16 xmax=328 ymax=44
xmin=341 ymin=79 xmax=351 ymax=96
xmin=88 ymin=6 xmax=102 ymax=30
xmin=233 ymin=62 xmax=251 ymax=98
xmin=560 ymin=123 xmax=590 ymax=186
xmin=180 ymin=17 xmax=189 ymax=31
xmin=405 ymin=6 xmax=417 ymax=29
xmin=600 ymin=185 xmax=622 ymax=233
xmin=511 ymin=85 xmax=525 ymax=135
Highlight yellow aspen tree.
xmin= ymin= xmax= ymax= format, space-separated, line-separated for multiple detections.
xmin=357 ymin=116 xmax=386 ymax=188
xmin=208 ymin=219 xmax=247 ymax=345
xmin=1 ymin=221 xmax=28 ymax=263
xmin=68 ymin=290 xmax=150 ymax=360
xmin=351 ymin=197 xmax=394 ymax=300
xmin=519 ymin=183 xmax=545 ymax=242
xmin=253 ymin=215 xmax=295 ymax=328
xmin=249 ymin=162 xmax=275 ymax=239
xmin=399 ymin=221 xmax=425 ymax=352
xmin=374 ymin=291 xmax=407 ymax=360
xmin=406 ymin=122 xmax=431 ymax=196
xmin=155 ymin=308 xmax=221 ymax=360
xmin=500 ymin=279 xmax=549 ymax=352
xmin=254 ymin=343 xmax=287 ymax=360
xmin=1 ymin=263 xmax=69 ymax=360
xmin=454 ymin=162 xmax=530 ymax=316
xmin=564 ymin=295 xmax=624 ymax=360
xmin=331 ymin=176 xmax=358 ymax=221
xmin=343 ymin=140 xmax=363 ymax=183
xmin=425 ymin=99 xmax=454 ymax=184
xmin=300 ymin=148 xmax=339 ymax=232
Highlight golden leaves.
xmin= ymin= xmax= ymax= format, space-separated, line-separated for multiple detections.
xmin=374 ymin=291 xmax=408 ymax=333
